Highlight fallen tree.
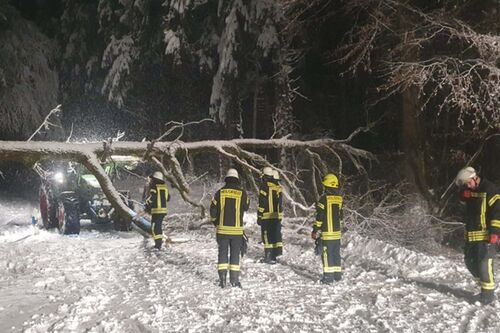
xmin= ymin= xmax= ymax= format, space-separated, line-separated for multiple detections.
xmin=0 ymin=136 xmax=374 ymax=226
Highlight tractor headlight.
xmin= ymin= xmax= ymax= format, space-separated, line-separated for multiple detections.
xmin=53 ymin=172 xmax=65 ymax=184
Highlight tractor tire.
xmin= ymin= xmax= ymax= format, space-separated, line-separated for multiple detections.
xmin=39 ymin=184 xmax=58 ymax=229
xmin=57 ymin=200 xmax=80 ymax=235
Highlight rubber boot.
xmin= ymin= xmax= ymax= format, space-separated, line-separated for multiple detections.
xmin=480 ymin=290 xmax=495 ymax=305
xmin=260 ymin=249 xmax=274 ymax=264
xmin=230 ymin=271 xmax=242 ymax=288
xmin=269 ymin=250 xmax=277 ymax=264
xmin=218 ymin=271 xmax=227 ymax=289
xmin=320 ymin=274 xmax=334 ymax=284
xmin=154 ymin=239 xmax=162 ymax=250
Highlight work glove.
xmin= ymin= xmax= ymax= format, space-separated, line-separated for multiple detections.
xmin=311 ymin=230 xmax=319 ymax=240
xmin=489 ymin=234 xmax=499 ymax=245
xmin=460 ymin=190 xmax=472 ymax=201
xmin=257 ymin=218 xmax=262 ymax=226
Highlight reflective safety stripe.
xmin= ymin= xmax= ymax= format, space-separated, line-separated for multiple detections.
xmin=151 ymin=223 xmax=162 ymax=240
xmin=216 ymin=226 xmax=244 ymax=235
xmin=229 ymin=264 xmax=240 ymax=271
xmin=323 ymin=266 xmax=342 ymax=273
xmin=219 ymin=189 xmax=242 ymax=228
xmin=481 ymin=258 xmax=496 ymax=291
xmin=466 ymin=230 xmax=488 ymax=242
xmin=263 ymin=230 xmax=272 ymax=248
xmin=322 ymin=245 xmax=341 ymax=273
xmin=217 ymin=263 xmax=229 ymax=270
xmin=259 ymin=190 xmax=267 ymax=196
xmin=212 ymin=199 xmax=217 ymax=206
xmin=265 ymin=242 xmax=283 ymax=249
xmin=326 ymin=195 xmax=343 ymax=235
xmin=491 ymin=220 xmax=500 ymax=228
xmin=151 ymin=208 xmax=167 ymax=214
xmin=322 ymin=231 xmax=341 ymax=240
xmin=261 ymin=212 xmax=283 ymax=220
xmin=317 ymin=202 xmax=325 ymax=210
xmin=322 ymin=246 xmax=328 ymax=270
xmin=151 ymin=184 xmax=169 ymax=214
xmin=488 ymin=194 xmax=500 ymax=207
xmin=258 ymin=207 xmax=265 ymax=212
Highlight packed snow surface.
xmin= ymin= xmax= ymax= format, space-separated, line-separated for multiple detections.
xmin=1 ymin=195 xmax=500 ymax=333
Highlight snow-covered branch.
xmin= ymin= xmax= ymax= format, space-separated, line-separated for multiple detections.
xmin=0 ymin=136 xmax=374 ymax=218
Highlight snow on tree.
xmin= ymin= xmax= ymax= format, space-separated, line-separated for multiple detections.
xmin=0 ymin=5 xmax=61 ymax=140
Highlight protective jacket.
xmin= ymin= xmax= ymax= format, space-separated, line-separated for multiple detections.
xmin=145 ymin=182 xmax=170 ymax=215
xmin=460 ymin=177 xmax=500 ymax=303
xmin=313 ymin=188 xmax=343 ymax=240
xmin=462 ymin=178 xmax=500 ymax=242
xmin=257 ymin=177 xmax=283 ymax=221
xmin=210 ymin=180 xmax=250 ymax=236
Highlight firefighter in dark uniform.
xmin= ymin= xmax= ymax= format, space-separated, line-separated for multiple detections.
xmin=455 ymin=166 xmax=500 ymax=304
xmin=311 ymin=173 xmax=343 ymax=284
xmin=145 ymin=171 xmax=170 ymax=250
xmin=257 ymin=167 xmax=283 ymax=264
xmin=210 ymin=168 xmax=250 ymax=288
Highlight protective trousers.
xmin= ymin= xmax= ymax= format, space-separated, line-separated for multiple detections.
xmin=151 ymin=214 xmax=165 ymax=249
xmin=464 ymin=242 xmax=495 ymax=298
xmin=261 ymin=219 xmax=283 ymax=260
xmin=217 ymin=234 xmax=243 ymax=284
xmin=321 ymin=239 xmax=342 ymax=282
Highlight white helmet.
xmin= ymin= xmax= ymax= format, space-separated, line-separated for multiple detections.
xmin=151 ymin=171 xmax=164 ymax=182
xmin=262 ymin=167 xmax=274 ymax=177
xmin=225 ymin=168 xmax=239 ymax=180
xmin=272 ymin=170 xmax=280 ymax=180
xmin=455 ymin=167 xmax=476 ymax=186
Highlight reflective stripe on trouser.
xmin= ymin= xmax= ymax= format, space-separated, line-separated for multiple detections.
xmin=464 ymin=242 xmax=495 ymax=294
xmin=151 ymin=214 xmax=165 ymax=249
xmin=261 ymin=219 xmax=283 ymax=258
xmin=321 ymin=239 xmax=342 ymax=281
xmin=217 ymin=234 xmax=243 ymax=284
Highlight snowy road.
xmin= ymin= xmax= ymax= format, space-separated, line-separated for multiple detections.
xmin=1 ymin=198 xmax=500 ymax=332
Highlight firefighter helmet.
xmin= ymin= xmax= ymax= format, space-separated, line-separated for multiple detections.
xmin=272 ymin=170 xmax=280 ymax=180
xmin=455 ymin=167 xmax=477 ymax=186
xmin=226 ymin=168 xmax=239 ymax=180
xmin=322 ymin=173 xmax=339 ymax=188
xmin=151 ymin=171 xmax=164 ymax=182
xmin=262 ymin=167 xmax=274 ymax=177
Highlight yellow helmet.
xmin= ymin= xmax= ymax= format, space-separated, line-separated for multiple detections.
xmin=322 ymin=173 xmax=339 ymax=188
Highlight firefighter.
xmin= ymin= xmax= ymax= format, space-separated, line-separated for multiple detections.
xmin=210 ymin=168 xmax=250 ymax=288
xmin=144 ymin=171 xmax=170 ymax=250
xmin=311 ymin=173 xmax=343 ymax=284
xmin=455 ymin=166 xmax=500 ymax=305
xmin=257 ymin=167 xmax=283 ymax=264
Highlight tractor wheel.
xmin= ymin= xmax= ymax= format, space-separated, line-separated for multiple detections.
xmin=57 ymin=201 xmax=80 ymax=235
xmin=39 ymin=184 xmax=58 ymax=229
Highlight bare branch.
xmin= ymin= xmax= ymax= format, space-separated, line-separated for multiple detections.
xmin=27 ymin=105 xmax=62 ymax=141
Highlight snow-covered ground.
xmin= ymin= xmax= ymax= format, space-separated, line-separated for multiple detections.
xmin=1 ymin=195 xmax=500 ymax=333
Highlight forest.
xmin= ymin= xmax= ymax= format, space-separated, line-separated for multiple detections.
xmin=0 ymin=0 xmax=500 ymax=250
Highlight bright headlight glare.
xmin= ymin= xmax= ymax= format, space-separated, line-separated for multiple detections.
xmin=53 ymin=172 xmax=65 ymax=184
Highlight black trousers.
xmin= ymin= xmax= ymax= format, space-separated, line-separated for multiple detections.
xmin=151 ymin=214 xmax=166 ymax=249
xmin=217 ymin=234 xmax=243 ymax=283
xmin=261 ymin=219 xmax=283 ymax=259
xmin=321 ymin=239 xmax=342 ymax=281
xmin=464 ymin=242 xmax=495 ymax=295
